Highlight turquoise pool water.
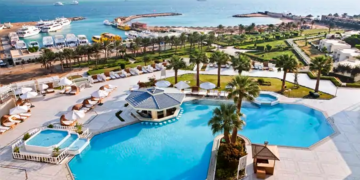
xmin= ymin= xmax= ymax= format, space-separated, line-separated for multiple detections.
xmin=59 ymin=134 xmax=78 ymax=149
xmin=69 ymin=100 xmax=334 ymax=180
xmin=68 ymin=139 xmax=88 ymax=151
xmin=256 ymin=94 xmax=278 ymax=103
xmin=27 ymin=130 xmax=68 ymax=147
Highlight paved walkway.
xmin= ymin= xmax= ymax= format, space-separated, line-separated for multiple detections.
xmin=0 ymin=70 xmax=359 ymax=180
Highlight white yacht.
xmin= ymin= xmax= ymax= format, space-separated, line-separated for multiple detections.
xmin=55 ymin=17 xmax=71 ymax=26
xmin=125 ymin=31 xmax=139 ymax=39
xmin=65 ymin=34 xmax=78 ymax=47
xmin=36 ymin=20 xmax=55 ymax=28
xmin=54 ymin=34 xmax=66 ymax=48
xmin=71 ymin=1 xmax=79 ymax=5
xmin=9 ymin=32 xmax=19 ymax=47
xmin=16 ymin=26 xmax=41 ymax=38
xmin=28 ymin=41 xmax=40 ymax=48
xmin=54 ymin=2 xmax=64 ymax=6
xmin=103 ymin=20 xmax=112 ymax=26
xmin=43 ymin=36 xmax=54 ymax=48
xmin=41 ymin=23 xmax=62 ymax=33
xmin=15 ymin=40 xmax=27 ymax=50
xmin=0 ymin=24 xmax=4 ymax=30
xmin=77 ymin=35 xmax=89 ymax=46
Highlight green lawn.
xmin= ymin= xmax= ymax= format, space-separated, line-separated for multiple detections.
xmin=238 ymin=40 xmax=288 ymax=49
xmin=295 ymin=40 xmax=324 ymax=58
xmin=247 ymin=50 xmax=297 ymax=61
xmin=165 ymin=74 xmax=333 ymax=99
xmin=302 ymin=29 xmax=344 ymax=35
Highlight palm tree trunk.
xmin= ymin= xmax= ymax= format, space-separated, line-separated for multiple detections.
xmin=224 ymin=131 xmax=230 ymax=144
xmin=61 ymin=60 xmax=64 ymax=72
xmin=196 ymin=62 xmax=200 ymax=87
xmin=281 ymin=71 xmax=287 ymax=93
xmin=175 ymin=70 xmax=178 ymax=84
xmin=231 ymin=98 xmax=242 ymax=143
xmin=315 ymin=71 xmax=321 ymax=92
xmin=217 ymin=65 xmax=221 ymax=87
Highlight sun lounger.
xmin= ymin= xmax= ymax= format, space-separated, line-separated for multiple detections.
xmin=122 ymin=69 xmax=131 ymax=77
xmin=109 ymin=72 xmax=118 ymax=79
xmin=136 ymin=66 xmax=143 ymax=74
xmin=155 ymin=64 xmax=163 ymax=71
xmin=0 ymin=126 xmax=10 ymax=134
xmin=142 ymin=66 xmax=148 ymax=73
xmin=69 ymin=85 xmax=80 ymax=95
xmin=97 ymin=74 xmax=105 ymax=82
xmin=20 ymin=113 xmax=31 ymax=117
xmin=129 ymin=68 xmax=138 ymax=76
xmin=104 ymin=72 xmax=113 ymax=80
xmin=199 ymin=90 xmax=207 ymax=96
xmin=1 ymin=115 xmax=17 ymax=128
xmin=46 ymin=83 xmax=55 ymax=93
xmin=60 ymin=115 xmax=77 ymax=126
xmin=183 ymin=89 xmax=192 ymax=94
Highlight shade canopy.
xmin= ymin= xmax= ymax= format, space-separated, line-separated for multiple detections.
xmin=126 ymin=87 xmax=185 ymax=110
xmin=108 ymin=84 xmax=117 ymax=89
xmin=20 ymin=91 xmax=38 ymax=99
xmin=91 ymin=90 xmax=108 ymax=98
xmin=155 ymin=80 xmax=171 ymax=88
xmin=40 ymin=84 xmax=49 ymax=90
xmin=200 ymin=82 xmax=216 ymax=90
xmin=15 ymin=87 xmax=32 ymax=95
xmin=131 ymin=84 xmax=139 ymax=91
xmin=175 ymin=81 xmax=190 ymax=90
xmin=64 ymin=110 xmax=85 ymax=121
xmin=252 ymin=143 xmax=280 ymax=161
xmin=58 ymin=77 xmax=72 ymax=86
xmin=10 ymin=106 xmax=29 ymax=115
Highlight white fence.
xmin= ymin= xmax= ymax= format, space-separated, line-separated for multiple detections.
xmin=13 ymin=149 xmax=69 ymax=164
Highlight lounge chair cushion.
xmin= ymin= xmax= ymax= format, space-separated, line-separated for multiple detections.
xmin=62 ymin=120 xmax=74 ymax=126
xmin=12 ymin=115 xmax=27 ymax=120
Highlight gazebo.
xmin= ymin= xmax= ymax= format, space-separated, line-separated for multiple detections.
xmin=252 ymin=142 xmax=280 ymax=179
xmin=125 ymin=87 xmax=185 ymax=121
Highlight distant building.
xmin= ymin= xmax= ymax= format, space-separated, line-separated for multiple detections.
xmin=341 ymin=31 xmax=360 ymax=40
xmin=265 ymin=11 xmax=284 ymax=18
xmin=10 ymin=50 xmax=41 ymax=65
xmin=321 ymin=15 xmax=360 ymax=25
xmin=131 ymin=22 xmax=147 ymax=30
xmin=333 ymin=59 xmax=360 ymax=82
xmin=318 ymin=39 xmax=351 ymax=53
xmin=333 ymin=48 xmax=360 ymax=62
xmin=301 ymin=25 xmax=312 ymax=29
xmin=326 ymin=33 xmax=342 ymax=39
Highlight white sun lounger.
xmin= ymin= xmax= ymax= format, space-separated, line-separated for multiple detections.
xmin=142 ymin=66 xmax=148 ymax=73
xmin=129 ymin=68 xmax=137 ymax=76
xmin=0 ymin=126 xmax=10 ymax=130
xmin=155 ymin=64 xmax=163 ymax=71
xmin=147 ymin=65 xmax=154 ymax=73
xmin=122 ymin=70 xmax=130 ymax=77
xmin=62 ymin=120 xmax=75 ymax=126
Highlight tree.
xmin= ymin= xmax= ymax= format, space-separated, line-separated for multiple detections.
xmin=208 ymin=103 xmax=243 ymax=144
xmin=321 ymin=46 xmax=328 ymax=53
xmin=328 ymin=22 xmax=335 ymax=33
xmin=179 ymin=32 xmax=187 ymax=48
xmin=168 ymin=55 xmax=186 ymax=83
xmin=310 ymin=56 xmax=332 ymax=92
xmin=274 ymin=54 xmax=298 ymax=93
xmin=217 ymin=24 xmax=224 ymax=34
xmin=54 ymin=51 xmax=65 ymax=71
xmin=232 ymin=53 xmax=251 ymax=74
xmin=238 ymin=24 xmax=245 ymax=35
xmin=142 ymin=55 xmax=150 ymax=66
xmin=210 ymin=51 xmax=230 ymax=87
xmin=190 ymin=51 xmax=208 ymax=87
xmin=62 ymin=48 xmax=74 ymax=69
xmin=227 ymin=75 xmax=260 ymax=143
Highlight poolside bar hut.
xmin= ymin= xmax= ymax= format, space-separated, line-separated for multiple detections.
xmin=36 ymin=76 xmax=60 ymax=92
xmin=14 ymin=80 xmax=37 ymax=93
xmin=125 ymin=87 xmax=185 ymax=120
xmin=252 ymin=142 xmax=280 ymax=179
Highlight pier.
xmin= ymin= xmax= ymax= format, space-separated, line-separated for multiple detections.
xmin=69 ymin=17 xmax=86 ymax=21
xmin=233 ymin=12 xmax=268 ymax=18
xmin=114 ymin=12 xmax=182 ymax=25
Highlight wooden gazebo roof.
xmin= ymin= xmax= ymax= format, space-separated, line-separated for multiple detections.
xmin=252 ymin=142 xmax=280 ymax=161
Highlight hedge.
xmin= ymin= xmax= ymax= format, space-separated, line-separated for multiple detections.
xmin=345 ymin=83 xmax=360 ymax=88
xmin=306 ymin=72 xmax=341 ymax=86
xmin=115 ymin=111 xmax=125 ymax=122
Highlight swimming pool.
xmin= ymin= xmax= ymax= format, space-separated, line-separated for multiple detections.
xmin=255 ymin=94 xmax=278 ymax=103
xmin=27 ymin=129 xmax=68 ymax=147
xmin=69 ymin=100 xmax=334 ymax=180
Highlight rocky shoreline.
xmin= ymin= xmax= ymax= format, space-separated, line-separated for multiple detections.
xmin=233 ymin=13 xmax=268 ymax=18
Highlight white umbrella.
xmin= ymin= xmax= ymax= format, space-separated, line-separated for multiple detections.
xmin=58 ymin=77 xmax=72 ymax=86
xmin=200 ymin=82 xmax=216 ymax=90
xmin=155 ymin=80 xmax=171 ymax=88
xmin=91 ymin=90 xmax=108 ymax=98
xmin=108 ymin=84 xmax=117 ymax=89
xmin=20 ymin=91 xmax=38 ymax=99
xmin=131 ymin=84 xmax=139 ymax=91
xmin=175 ymin=81 xmax=190 ymax=90
xmin=15 ymin=87 xmax=32 ymax=95
xmin=40 ymin=84 xmax=49 ymax=90
xmin=10 ymin=106 xmax=29 ymax=115
xmin=64 ymin=110 xmax=85 ymax=121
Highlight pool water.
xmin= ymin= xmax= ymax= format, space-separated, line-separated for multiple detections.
xmin=69 ymin=100 xmax=334 ymax=180
xmin=68 ymin=139 xmax=88 ymax=151
xmin=27 ymin=130 xmax=68 ymax=147
xmin=59 ymin=134 xmax=78 ymax=149
xmin=256 ymin=94 xmax=277 ymax=103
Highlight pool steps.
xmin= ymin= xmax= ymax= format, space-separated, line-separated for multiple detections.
xmin=141 ymin=108 xmax=184 ymax=126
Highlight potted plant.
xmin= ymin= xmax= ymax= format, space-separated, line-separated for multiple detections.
xmin=75 ymin=123 xmax=83 ymax=134
xmin=22 ymin=133 xmax=31 ymax=141
xmin=13 ymin=146 xmax=20 ymax=153
xmin=52 ymin=147 xmax=61 ymax=157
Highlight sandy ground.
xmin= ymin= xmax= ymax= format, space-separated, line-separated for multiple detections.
xmin=0 ymin=22 xmax=37 ymax=37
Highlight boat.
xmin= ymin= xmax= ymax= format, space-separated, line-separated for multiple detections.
xmin=0 ymin=24 xmax=4 ymax=30
xmin=16 ymin=26 xmax=41 ymax=38
xmin=117 ymin=24 xmax=131 ymax=31
xmin=36 ymin=20 xmax=54 ymax=29
xmin=101 ymin=33 xmax=122 ymax=42
xmin=77 ymin=35 xmax=89 ymax=46
xmin=4 ymin=22 xmax=13 ymax=29
xmin=54 ymin=2 xmax=64 ymax=6
xmin=28 ymin=41 xmax=40 ymax=48
xmin=103 ymin=20 xmax=113 ymax=26
xmin=9 ymin=32 xmax=19 ymax=47
xmin=71 ymin=1 xmax=79 ymax=5
xmin=125 ymin=31 xmax=139 ymax=39
xmin=15 ymin=40 xmax=27 ymax=50
xmin=54 ymin=34 xmax=66 ymax=48
xmin=55 ymin=17 xmax=71 ymax=26
xmin=41 ymin=23 xmax=62 ymax=33
xmin=91 ymin=35 xmax=101 ymax=43
xmin=43 ymin=36 xmax=54 ymax=48
xmin=65 ymin=34 xmax=78 ymax=47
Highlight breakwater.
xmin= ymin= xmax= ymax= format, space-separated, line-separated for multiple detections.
xmin=115 ymin=12 xmax=182 ymax=24
xmin=233 ymin=12 xmax=267 ymax=18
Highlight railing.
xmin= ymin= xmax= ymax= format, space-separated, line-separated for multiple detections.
xmin=53 ymin=125 xmax=77 ymax=130
xmin=12 ymin=149 xmax=69 ymax=164
xmin=79 ymin=128 xmax=91 ymax=138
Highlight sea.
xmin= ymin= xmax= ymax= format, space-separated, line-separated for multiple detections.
xmin=1 ymin=0 xmax=359 ymax=46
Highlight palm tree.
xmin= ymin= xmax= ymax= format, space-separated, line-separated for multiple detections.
xmin=180 ymin=32 xmax=187 ymax=48
xmin=210 ymin=51 xmax=230 ymax=87
xmin=310 ymin=56 xmax=332 ymax=92
xmin=113 ymin=40 xmax=122 ymax=57
xmin=328 ymin=22 xmax=335 ymax=33
xmin=142 ymin=55 xmax=150 ymax=66
xmin=84 ymin=44 xmax=93 ymax=65
xmin=164 ymin=36 xmax=170 ymax=50
xmin=141 ymin=37 xmax=150 ymax=54
xmin=91 ymin=43 xmax=102 ymax=69
xmin=232 ymin=53 xmax=251 ymax=74
xmin=190 ymin=51 xmax=208 ymax=87
xmin=168 ymin=55 xmax=186 ymax=83
xmin=62 ymin=48 xmax=74 ymax=69
xmin=238 ymin=24 xmax=245 ymax=35
xmin=217 ymin=24 xmax=224 ymax=34
xmin=54 ymin=51 xmax=65 ymax=71
xmin=102 ymin=40 xmax=111 ymax=63
xmin=40 ymin=49 xmax=55 ymax=72
xmin=274 ymin=54 xmax=298 ymax=93
xmin=227 ymin=75 xmax=260 ymax=143
xmin=208 ymin=103 xmax=243 ymax=144
xmin=199 ymin=34 xmax=207 ymax=51
xmin=207 ymin=32 xmax=215 ymax=47
xmin=156 ymin=36 xmax=164 ymax=55
xmin=173 ymin=37 xmax=181 ymax=53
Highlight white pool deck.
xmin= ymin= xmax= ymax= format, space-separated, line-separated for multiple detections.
xmin=0 ymin=69 xmax=360 ymax=180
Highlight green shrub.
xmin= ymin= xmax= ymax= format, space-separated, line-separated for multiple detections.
xmin=256 ymin=46 xmax=265 ymax=51
xmin=115 ymin=111 xmax=125 ymax=122
xmin=124 ymin=103 xmax=129 ymax=107
xmin=345 ymin=83 xmax=360 ymax=88
xmin=47 ymin=124 xmax=54 ymax=128
xmin=266 ymin=44 xmax=272 ymax=51
xmin=119 ymin=63 xmax=126 ymax=70
xmin=23 ymin=133 xmax=31 ymax=141
xmin=13 ymin=146 xmax=20 ymax=153
xmin=257 ymin=78 xmax=265 ymax=84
